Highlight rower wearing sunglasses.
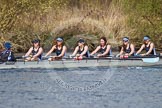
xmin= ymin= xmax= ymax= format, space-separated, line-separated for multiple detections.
xmin=24 ymin=39 xmax=43 ymax=61
xmin=136 ymin=36 xmax=156 ymax=56
xmin=70 ymin=38 xmax=89 ymax=59
xmin=117 ymin=37 xmax=135 ymax=58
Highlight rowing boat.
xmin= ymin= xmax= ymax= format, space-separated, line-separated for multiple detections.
xmin=0 ymin=57 xmax=161 ymax=69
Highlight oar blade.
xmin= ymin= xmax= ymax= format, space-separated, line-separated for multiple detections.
xmin=142 ymin=57 xmax=159 ymax=63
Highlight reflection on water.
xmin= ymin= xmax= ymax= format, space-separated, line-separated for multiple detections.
xmin=0 ymin=67 xmax=162 ymax=108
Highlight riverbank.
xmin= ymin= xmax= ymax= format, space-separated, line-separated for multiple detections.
xmin=1 ymin=0 xmax=162 ymax=52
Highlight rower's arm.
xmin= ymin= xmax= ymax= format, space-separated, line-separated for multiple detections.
xmin=128 ymin=44 xmax=135 ymax=56
xmin=136 ymin=44 xmax=145 ymax=55
xmin=58 ymin=46 xmax=67 ymax=57
xmin=146 ymin=43 xmax=154 ymax=55
xmin=90 ymin=46 xmax=100 ymax=55
xmin=45 ymin=45 xmax=56 ymax=57
xmin=33 ymin=47 xmax=43 ymax=58
xmin=80 ymin=46 xmax=88 ymax=56
xmin=102 ymin=45 xmax=111 ymax=56
xmin=119 ymin=47 xmax=124 ymax=55
xmin=25 ymin=47 xmax=32 ymax=57
xmin=71 ymin=46 xmax=79 ymax=56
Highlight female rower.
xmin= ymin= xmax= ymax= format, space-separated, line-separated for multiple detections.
xmin=117 ymin=37 xmax=135 ymax=58
xmin=90 ymin=36 xmax=111 ymax=57
xmin=45 ymin=37 xmax=67 ymax=61
xmin=24 ymin=39 xmax=43 ymax=61
xmin=136 ymin=35 xmax=156 ymax=56
xmin=70 ymin=38 xmax=89 ymax=59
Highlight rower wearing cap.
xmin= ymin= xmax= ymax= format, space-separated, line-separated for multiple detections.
xmin=4 ymin=42 xmax=11 ymax=49
xmin=90 ymin=36 xmax=112 ymax=57
xmin=0 ymin=42 xmax=16 ymax=62
xmin=24 ymin=39 xmax=43 ymax=61
xmin=117 ymin=37 xmax=135 ymax=58
xmin=70 ymin=38 xmax=89 ymax=58
xmin=136 ymin=35 xmax=156 ymax=56
xmin=45 ymin=37 xmax=67 ymax=61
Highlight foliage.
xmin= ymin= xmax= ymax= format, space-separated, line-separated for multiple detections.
xmin=0 ymin=0 xmax=162 ymax=52
xmin=121 ymin=0 xmax=162 ymax=47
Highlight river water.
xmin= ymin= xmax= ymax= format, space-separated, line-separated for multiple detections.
xmin=0 ymin=66 xmax=162 ymax=108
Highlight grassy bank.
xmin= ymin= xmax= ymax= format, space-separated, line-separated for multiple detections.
xmin=0 ymin=0 xmax=162 ymax=52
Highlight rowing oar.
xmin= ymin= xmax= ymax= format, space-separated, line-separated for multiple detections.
xmin=14 ymin=55 xmax=160 ymax=63
xmin=141 ymin=57 xmax=159 ymax=63
xmin=39 ymin=55 xmax=161 ymax=63
xmin=89 ymin=55 xmax=160 ymax=63
xmin=132 ymin=55 xmax=160 ymax=63
xmin=15 ymin=56 xmax=49 ymax=64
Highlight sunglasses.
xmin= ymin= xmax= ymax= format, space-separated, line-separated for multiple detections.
xmin=57 ymin=41 xmax=62 ymax=42
xmin=78 ymin=41 xmax=84 ymax=43
xmin=123 ymin=40 xmax=128 ymax=42
xmin=33 ymin=42 xmax=39 ymax=44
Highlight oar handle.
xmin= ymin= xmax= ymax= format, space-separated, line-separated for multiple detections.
xmin=15 ymin=56 xmax=28 ymax=59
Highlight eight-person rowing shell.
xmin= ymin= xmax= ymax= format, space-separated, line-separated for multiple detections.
xmin=70 ymin=38 xmax=89 ymax=60
xmin=0 ymin=35 xmax=160 ymax=64
xmin=45 ymin=37 xmax=67 ymax=61
xmin=24 ymin=39 xmax=43 ymax=61
xmin=116 ymin=37 xmax=135 ymax=58
xmin=90 ymin=36 xmax=112 ymax=57
xmin=136 ymin=35 xmax=156 ymax=56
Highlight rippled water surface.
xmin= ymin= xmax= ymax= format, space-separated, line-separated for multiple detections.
xmin=0 ymin=66 xmax=162 ymax=108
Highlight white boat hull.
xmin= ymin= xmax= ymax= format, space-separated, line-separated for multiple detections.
xmin=0 ymin=59 xmax=162 ymax=69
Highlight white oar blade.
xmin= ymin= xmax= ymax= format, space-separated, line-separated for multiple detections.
xmin=142 ymin=57 xmax=159 ymax=63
